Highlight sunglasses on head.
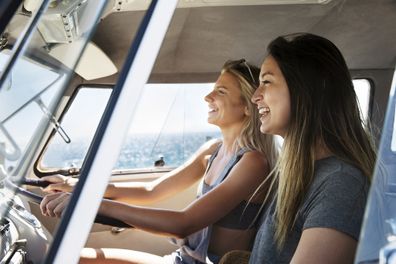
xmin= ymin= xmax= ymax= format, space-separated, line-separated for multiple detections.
xmin=225 ymin=59 xmax=256 ymax=86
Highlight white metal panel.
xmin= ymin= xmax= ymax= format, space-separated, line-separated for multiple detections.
xmin=51 ymin=0 xmax=178 ymax=263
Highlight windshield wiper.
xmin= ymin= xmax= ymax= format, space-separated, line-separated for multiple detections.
xmin=35 ymin=98 xmax=71 ymax=144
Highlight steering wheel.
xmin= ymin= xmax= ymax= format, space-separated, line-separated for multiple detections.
xmin=5 ymin=178 xmax=133 ymax=228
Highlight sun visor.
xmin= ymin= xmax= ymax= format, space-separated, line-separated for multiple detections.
xmin=49 ymin=41 xmax=117 ymax=80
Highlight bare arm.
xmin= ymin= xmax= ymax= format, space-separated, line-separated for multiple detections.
xmin=291 ymin=228 xmax=357 ymax=264
xmin=42 ymin=140 xmax=221 ymax=205
xmin=41 ymin=151 xmax=270 ymax=238
xmin=97 ymin=151 xmax=269 ymax=238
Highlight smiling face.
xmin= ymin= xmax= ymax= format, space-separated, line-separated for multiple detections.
xmin=204 ymin=72 xmax=249 ymax=129
xmin=251 ymin=55 xmax=291 ymax=137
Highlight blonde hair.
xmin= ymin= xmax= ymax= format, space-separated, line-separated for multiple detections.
xmin=221 ymin=60 xmax=278 ymax=170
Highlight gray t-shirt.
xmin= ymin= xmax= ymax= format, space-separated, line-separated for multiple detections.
xmin=249 ymin=156 xmax=369 ymax=264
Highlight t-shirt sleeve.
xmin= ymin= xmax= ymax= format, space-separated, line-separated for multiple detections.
xmin=302 ymin=167 xmax=369 ymax=240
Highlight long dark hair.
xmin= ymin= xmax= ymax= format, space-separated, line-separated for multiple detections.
xmin=267 ymin=33 xmax=376 ymax=248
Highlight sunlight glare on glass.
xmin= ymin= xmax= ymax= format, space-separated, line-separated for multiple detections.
xmin=393 ymin=93 xmax=396 ymax=152
xmin=353 ymin=79 xmax=371 ymax=122
xmin=128 ymin=83 xmax=217 ymax=134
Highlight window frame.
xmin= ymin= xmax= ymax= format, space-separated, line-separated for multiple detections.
xmin=34 ymin=82 xmax=222 ymax=177
xmin=33 ymin=84 xmax=114 ymax=177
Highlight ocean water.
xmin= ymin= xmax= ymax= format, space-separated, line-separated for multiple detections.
xmin=42 ymin=131 xmax=222 ymax=170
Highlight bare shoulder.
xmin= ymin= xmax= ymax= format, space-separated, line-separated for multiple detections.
xmin=196 ymin=138 xmax=222 ymax=157
xmin=196 ymin=139 xmax=222 ymax=159
xmin=230 ymin=150 xmax=271 ymax=187
xmin=218 ymin=150 xmax=270 ymax=202
xmin=220 ymin=150 xmax=270 ymax=186
xmin=184 ymin=138 xmax=222 ymax=168
xmin=241 ymin=150 xmax=269 ymax=171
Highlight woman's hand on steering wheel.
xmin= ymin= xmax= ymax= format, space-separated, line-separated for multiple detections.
xmin=11 ymin=179 xmax=132 ymax=227
xmin=40 ymin=192 xmax=70 ymax=218
xmin=41 ymin=175 xmax=78 ymax=193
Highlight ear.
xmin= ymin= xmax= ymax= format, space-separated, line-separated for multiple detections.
xmin=244 ymin=106 xmax=250 ymax=116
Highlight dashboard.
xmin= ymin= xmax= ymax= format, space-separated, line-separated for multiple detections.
xmin=0 ymin=191 xmax=50 ymax=263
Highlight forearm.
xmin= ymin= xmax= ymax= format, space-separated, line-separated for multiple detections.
xmin=41 ymin=193 xmax=193 ymax=237
xmin=104 ymin=163 xmax=204 ymax=205
xmin=104 ymin=181 xmax=158 ymax=205
xmin=100 ymin=199 xmax=192 ymax=238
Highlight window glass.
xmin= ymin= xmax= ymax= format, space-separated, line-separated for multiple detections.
xmin=353 ymin=79 xmax=371 ymax=122
xmin=0 ymin=0 xmax=112 ymax=180
xmin=41 ymin=88 xmax=112 ymax=169
xmin=393 ymin=97 xmax=396 ymax=152
xmin=0 ymin=51 xmax=64 ymax=172
xmin=39 ymin=84 xmax=221 ymax=171
xmin=116 ymin=83 xmax=220 ymax=170
xmin=43 ymin=79 xmax=371 ymax=172
xmin=355 ymin=73 xmax=396 ymax=264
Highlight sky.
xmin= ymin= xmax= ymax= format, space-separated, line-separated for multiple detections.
xmin=58 ymin=82 xmax=219 ymax=139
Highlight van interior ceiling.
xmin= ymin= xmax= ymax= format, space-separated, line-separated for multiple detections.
xmin=80 ymin=0 xmax=394 ymax=136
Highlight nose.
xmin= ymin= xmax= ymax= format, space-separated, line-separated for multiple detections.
xmin=251 ymin=86 xmax=263 ymax=104
xmin=204 ymin=91 xmax=213 ymax=102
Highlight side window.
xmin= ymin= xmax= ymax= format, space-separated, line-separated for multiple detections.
xmin=353 ymin=78 xmax=372 ymax=122
xmin=115 ymin=83 xmax=220 ymax=170
xmin=39 ymin=83 xmax=221 ymax=173
xmin=40 ymin=87 xmax=112 ymax=169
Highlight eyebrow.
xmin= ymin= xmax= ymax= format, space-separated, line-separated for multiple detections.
xmin=260 ymin=71 xmax=274 ymax=79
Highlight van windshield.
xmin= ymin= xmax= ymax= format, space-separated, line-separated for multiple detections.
xmin=0 ymin=51 xmax=65 ymax=176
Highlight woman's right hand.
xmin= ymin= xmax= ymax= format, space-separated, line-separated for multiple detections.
xmin=41 ymin=175 xmax=78 ymax=193
xmin=40 ymin=192 xmax=70 ymax=217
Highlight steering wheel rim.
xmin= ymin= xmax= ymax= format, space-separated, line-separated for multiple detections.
xmin=4 ymin=177 xmax=133 ymax=228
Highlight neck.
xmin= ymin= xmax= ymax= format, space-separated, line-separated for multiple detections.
xmin=219 ymin=124 xmax=243 ymax=155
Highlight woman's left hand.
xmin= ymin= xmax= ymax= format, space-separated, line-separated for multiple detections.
xmin=40 ymin=192 xmax=71 ymax=217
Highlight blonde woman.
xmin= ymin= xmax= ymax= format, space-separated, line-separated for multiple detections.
xmin=40 ymin=59 xmax=278 ymax=264
xmin=250 ymin=33 xmax=376 ymax=264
